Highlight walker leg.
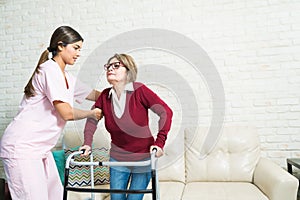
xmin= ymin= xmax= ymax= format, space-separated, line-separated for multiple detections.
xmin=63 ymin=168 xmax=70 ymax=200
xmin=152 ymin=170 xmax=157 ymax=200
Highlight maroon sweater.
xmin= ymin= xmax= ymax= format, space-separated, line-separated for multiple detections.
xmin=84 ymin=82 xmax=173 ymax=161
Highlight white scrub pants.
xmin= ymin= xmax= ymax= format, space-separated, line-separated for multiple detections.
xmin=2 ymin=153 xmax=63 ymax=200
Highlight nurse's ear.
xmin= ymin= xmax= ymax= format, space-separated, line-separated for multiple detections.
xmin=57 ymin=41 xmax=67 ymax=51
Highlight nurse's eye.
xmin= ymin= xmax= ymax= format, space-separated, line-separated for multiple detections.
xmin=73 ymin=45 xmax=81 ymax=51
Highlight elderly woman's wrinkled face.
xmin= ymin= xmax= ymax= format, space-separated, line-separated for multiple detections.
xmin=105 ymin=57 xmax=128 ymax=85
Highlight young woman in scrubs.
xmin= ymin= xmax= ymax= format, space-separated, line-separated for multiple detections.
xmin=0 ymin=26 xmax=102 ymax=200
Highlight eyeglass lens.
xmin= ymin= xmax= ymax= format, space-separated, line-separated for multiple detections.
xmin=104 ymin=62 xmax=121 ymax=71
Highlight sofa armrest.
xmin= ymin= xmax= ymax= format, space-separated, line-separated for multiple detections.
xmin=253 ymin=157 xmax=299 ymax=200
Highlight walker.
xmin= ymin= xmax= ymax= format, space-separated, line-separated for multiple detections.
xmin=63 ymin=149 xmax=159 ymax=200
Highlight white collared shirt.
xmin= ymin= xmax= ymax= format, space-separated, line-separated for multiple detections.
xmin=109 ymin=82 xmax=134 ymax=118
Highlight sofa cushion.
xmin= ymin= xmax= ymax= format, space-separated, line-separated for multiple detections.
xmin=65 ymin=147 xmax=110 ymax=187
xmin=52 ymin=149 xmax=65 ymax=185
xmin=143 ymin=181 xmax=185 ymax=200
xmin=66 ymin=184 xmax=110 ymax=200
xmin=185 ymin=126 xmax=260 ymax=182
xmin=182 ymin=182 xmax=268 ymax=200
xmin=63 ymin=128 xmax=111 ymax=149
xmin=157 ymin=128 xmax=185 ymax=183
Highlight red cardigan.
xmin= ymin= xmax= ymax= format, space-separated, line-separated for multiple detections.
xmin=84 ymin=82 xmax=173 ymax=161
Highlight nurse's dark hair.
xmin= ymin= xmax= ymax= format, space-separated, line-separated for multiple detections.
xmin=24 ymin=26 xmax=84 ymax=98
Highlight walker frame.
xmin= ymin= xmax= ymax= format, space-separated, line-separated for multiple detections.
xmin=63 ymin=149 xmax=159 ymax=200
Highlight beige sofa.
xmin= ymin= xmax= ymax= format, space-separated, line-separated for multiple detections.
xmin=62 ymin=126 xmax=299 ymax=200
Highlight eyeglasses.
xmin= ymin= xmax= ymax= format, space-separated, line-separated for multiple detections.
xmin=104 ymin=62 xmax=127 ymax=71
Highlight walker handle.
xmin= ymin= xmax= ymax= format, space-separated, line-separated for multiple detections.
xmin=150 ymin=147 xmax=158 ymax=170
xmin=151 ymin=147 xmax=158 ymax=153
xmin=80 ymin=149 xmax=91 ymax=155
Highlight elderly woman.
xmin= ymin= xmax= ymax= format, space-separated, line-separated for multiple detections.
xmin=80 ymin=53 xmax=173 ymax=200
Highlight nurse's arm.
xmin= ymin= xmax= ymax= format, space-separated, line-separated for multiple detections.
xmin=53 ymin=100 xmax=102 ymax=121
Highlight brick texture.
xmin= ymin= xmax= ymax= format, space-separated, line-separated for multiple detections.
xmin=0 ymin=0 xmax=300 ymax=176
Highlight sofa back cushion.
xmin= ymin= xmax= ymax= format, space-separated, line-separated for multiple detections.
xmin=63 ymin=127 xmax=111 ymax=149
xmin=185 ymin=126 xmax=260 ymax=183
xmin=157 ymin=128 xmax=185 ymax=183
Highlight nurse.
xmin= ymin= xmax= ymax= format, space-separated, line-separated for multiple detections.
xmin=0 ymin=26 xmax=102 ymax=200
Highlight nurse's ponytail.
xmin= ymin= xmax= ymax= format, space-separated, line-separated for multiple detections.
xmin=24 ymin=50 xmax=49 ymax=98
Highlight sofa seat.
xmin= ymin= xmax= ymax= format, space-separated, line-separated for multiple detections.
xmin=66 ymin=184 xmax=110 ymax=200
xmin=67 ymin=181 xmax=185 ymax=200
xmin=182 ymin=182 xmax=268 ymax=200
xmin=144 ymin=181 xmax=185 ymax=200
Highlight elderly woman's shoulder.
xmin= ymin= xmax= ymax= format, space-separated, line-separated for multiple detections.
xmin=133 ymin=81 xmax=145 ymax=88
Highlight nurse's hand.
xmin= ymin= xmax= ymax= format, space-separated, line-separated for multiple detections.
xmin=79 ymin=145 xmax=91 ymax=157
xmin=91 ymin=108 xmax=103 ymax=121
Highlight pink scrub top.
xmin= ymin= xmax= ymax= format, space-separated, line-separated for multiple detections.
xmin=0 ymin=59 xmax=91 ymax=159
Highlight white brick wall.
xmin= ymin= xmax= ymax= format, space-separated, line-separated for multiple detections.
xmin=1 ymin=0 xmax=300 ymax=178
